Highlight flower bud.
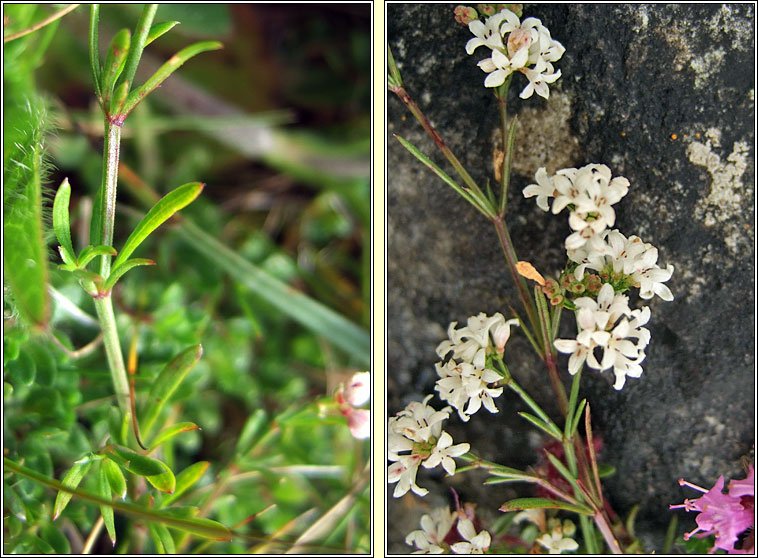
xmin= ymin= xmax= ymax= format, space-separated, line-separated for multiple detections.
xmin=477 ymin=4 xmax=496 ymax=16
xmin=345 ymin=408 xmax=370 ymax=439
xmin=454 ymin=6 xmax=478 ymax=25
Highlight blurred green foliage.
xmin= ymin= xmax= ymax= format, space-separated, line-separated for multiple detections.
xmin=4 ymin=4 xmax=370 ymax=554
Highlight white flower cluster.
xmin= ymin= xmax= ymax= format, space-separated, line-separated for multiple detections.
xmin=466 ymin=9 xmax=565 ymax=98
xmin=523 ymin=164 xmax=630 ymax=251
xmin=388 ymin=395 xmax=470 ymax=497
xmin=554 ymin=283 xmax=651 ymax=390
xmin=522 ymin=163 xmax=674 ymax=389
xmin=405 ymin=507 xmax=492 ymax=555
xmin=434 ymin=313 xmax=519 ymax=421
xmin=567 ymin=229 xmax=675 ymax=301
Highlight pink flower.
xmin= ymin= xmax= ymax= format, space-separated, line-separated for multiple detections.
xmin=345 ymin=408 xmax=370 ymax=439
xmin=670 ymin=466 xmax=754 ymax=554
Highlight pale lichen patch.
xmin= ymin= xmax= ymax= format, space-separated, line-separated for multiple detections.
xmin=689 ymin=47 xmax=726 ymax=88
xmin=688 ymin=128 xmax=752 ymax=255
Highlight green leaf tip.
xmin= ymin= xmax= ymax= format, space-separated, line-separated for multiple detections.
xmin=112 ymin=182 xmax=204 ymax=271
xmin=53 ymin=177 xmax=76 ymax=264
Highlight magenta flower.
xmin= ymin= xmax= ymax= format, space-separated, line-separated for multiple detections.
xmin=670 ymin=465 xmax=754 ymax=554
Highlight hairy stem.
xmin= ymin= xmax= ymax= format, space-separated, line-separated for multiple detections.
xmin=98 ymin=120 xmax=122 ymax=278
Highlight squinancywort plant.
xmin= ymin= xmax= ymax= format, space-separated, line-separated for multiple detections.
xmin=4 ymin=4 xmax=232 ymax=548
xmin=388 ymin=5 xmax=679 ymax=554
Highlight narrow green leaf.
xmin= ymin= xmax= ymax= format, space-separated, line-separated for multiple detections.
xmin=102 ymin=457 xmax=127 ymax=500
xmin=53 ymin=458 xmax=93 ymax=519
xmin=148 ymin=422 xmax=200 ymax=451
xmin=663 ymin=514 xmax=678 ymax=555
xmin=77 ymin=245 xmax=118 ymax=269
xmin=486 ymin=465 xmax=533 ymax=479
xmin=116 ymin=4 xmax=158 ymax=96
xmin=499 ymin=497 xmax=594 ymax=516
xmin=96 ymin=461 xmax=117 ymax=546
xmin=89 ymin=5 xmax=101 ymax=99
xmin=104 ymin=258 xmax=156 ymax=290
xmin=180 ymin=221 xmax=370 ymax=366
xmin=570 ymin=398 xmax=587 ymax=437
xmin=235 ymin=409 xmax=267 ymax=456
xmin=597 ymin=463 xmax=616 ymax=478
xmin=5 ymin=458 xmax=232 ymax=541
xmin=544 ymin=450 xmax=583 ymax=496
xmin=159 ymin=506 xmax=199 ymax=519
xmin=141 ymin=344 xmax=203 ymax=436
xmin=161 ymin=461 xmax=209 ymax=507
xmin=104 ymin=444 xmax=176 ymax=494
xmin=101 ymin=28 xmax=131 ymax=102
xmin=145 ymin=21 xmax=179 ymax=46
xmin=52 ymin=177 xmax=75 ymax=264
xmin=104 ymin=444 xmax=164 ymax=477
xmin=122 ymin=41 xmax=223 ymax=116
xmin=109 ymin=80 xmax=130 ymax=116
xmin=518 ymin=411 xmax=562 ymax=440
xmin=149 ymin=524 xmax=166 ymax=554
xmin=394 ymin=134 xmax=490 ymax=217
xmin=154 ymin=523 xmax=176 ymax=554
xmin=387 ymin=45 xmax=403 ymax=88
xmin=111 ymin=182 xmax=204 ymax=271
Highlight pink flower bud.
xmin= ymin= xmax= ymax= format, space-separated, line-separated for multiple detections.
xmin=346 ymin=408 xmax=370 ymax=439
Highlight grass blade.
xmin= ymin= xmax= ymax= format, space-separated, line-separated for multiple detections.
xmin=111 ymin=182 xmax=203 ymax=270
xmin=141 ymin=344 xmax=203 ymax=436
xmin=6 ymin=458 xmax=231 ymax=541
xmin=104 ymin=445 xmax=176 ymax=494
xmin=180 ymin=220 xmax=370 ymax=366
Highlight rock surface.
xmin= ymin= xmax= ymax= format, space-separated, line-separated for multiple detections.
xmin=387 ymin=4 xmax=754 ymax=553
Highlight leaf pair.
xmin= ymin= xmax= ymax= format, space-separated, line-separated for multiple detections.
xmin=52 ymin=177 xmax=204 ymax=295
xmin=90 ymin=4 xmax=222 ymax=120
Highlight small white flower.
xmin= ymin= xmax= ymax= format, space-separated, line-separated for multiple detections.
xmin=519 ymin=61 xmax=561 ymax=99
xmin=436 ymin=312 xmax=508 ymax=367
xmin=536 ymin=530 xmax=579 ymax=554
xmin=435 ymin=359 xmax=504 ymax=421
xmin=388 ymin=455 xmax=427 ymax=497
xmin=388 ymin=397 xmax=468 ymax=497
xmin=523 ymin=167 xmax=556 ymax=212
xmin=451 ymin=518 xmax=491 ymax=554
xmin=465 ymin=10 xmax=511 ymax=55
xmin=405 ymin=507 xmax=455 ymax=554
xmin=343 ymin=371 xmax=370 ymax=407
xmin=554 ymin=284 xmax=651 ymax=389
xmin=480 ymin=47 xmax=529 ymax=88
xmin=423 ymin=431 xmax=470 ymax=475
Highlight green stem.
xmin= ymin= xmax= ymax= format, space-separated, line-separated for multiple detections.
xmin=98 ymin=119 xmax=122 ymax=278
xmin=495 ymin=77 xmax=513 ymax=216
xmin=93 ymin=296 xmax=130 ymax=414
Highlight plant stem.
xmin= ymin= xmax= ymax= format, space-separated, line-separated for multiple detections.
xmin=593 ymin=510 xmax=623 ymax=554
xmin=491 ymin=217 xmax=541 ymax=342
xmin=390 ymin=85 xmax=491 ymax=212
xmin=98 ymin=119 xmax=122 ymax=278
xmin=3 ymin=4 xmax=80 ymax=43
xmin=94 ymin=296 xmax=129 ymax=414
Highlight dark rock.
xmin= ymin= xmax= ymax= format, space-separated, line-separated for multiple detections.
xmin=387 ymin=4 xmax=754 ymax=553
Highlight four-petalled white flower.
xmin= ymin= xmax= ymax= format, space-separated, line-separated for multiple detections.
xmin=465 ymin=8 xmax=565 ymax=97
